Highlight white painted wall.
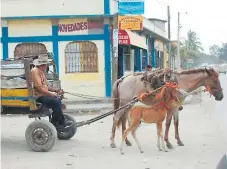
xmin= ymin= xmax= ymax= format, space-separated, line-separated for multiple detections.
xmin=143 ymin=18 xmax=167 ymax=39
xmin=2 ymin=0 xmax=104 ymax=17
xmin=110 ymin=0 xmax=118 ymax=14
xmin=58 ymin=40 xmax=105 ymax=100
xmin=8 ymin=20 xmax=52 ymax=37
xmin=8 ymin=42 xmax=53 ymax=58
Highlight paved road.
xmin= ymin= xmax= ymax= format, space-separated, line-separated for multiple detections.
xmin=215 ymin=74 xmax=227 ymax=142
xmin=1 ymin=77 xmax=227 ymax=169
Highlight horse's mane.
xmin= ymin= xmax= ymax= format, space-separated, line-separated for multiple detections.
xmin=180 ymin=68 xmax=206 ymax=75
xmin=179 ymin=68 xmax=218 ymax=76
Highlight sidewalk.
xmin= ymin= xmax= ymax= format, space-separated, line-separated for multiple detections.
xmin=63 ymin=92 xmax=204 ymax=114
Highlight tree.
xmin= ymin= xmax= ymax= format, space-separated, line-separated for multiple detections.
xmin=180 ymin=30 xmax=203 ymax=68
xmin=219 ymin=43 xmax=227 ymax=62
xmin=185 ymin=30 xmax=203 ymax=52
xmin=209 ymin=44 xmax=220 ymax=58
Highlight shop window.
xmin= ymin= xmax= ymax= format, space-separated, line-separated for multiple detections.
xmin=65 ymin=41 xmax=98 ymax=73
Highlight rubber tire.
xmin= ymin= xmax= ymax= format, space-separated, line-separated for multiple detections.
xmin=25 ymin=120 xmax=57 ymax=152
xmin=57 ymin=114 xmax=77 ymax=140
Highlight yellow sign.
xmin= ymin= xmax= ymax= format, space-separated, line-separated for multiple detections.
xmin=118 ymin=16 xmax=143 ymax=30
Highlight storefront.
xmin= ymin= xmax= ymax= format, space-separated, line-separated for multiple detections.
xmin=118 ymin=29 xmax=147 ymax=78
xmin=1 ymin=18 xmax=112 ymax=99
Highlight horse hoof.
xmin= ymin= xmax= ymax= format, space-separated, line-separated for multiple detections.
xmin=121 ymin=152 xmax=125 ymax=155
xmin=166 ymin=142 xmax=174 ymax=149
xmin=110 ymin=143 xmax=116 ymax=148
xmin=125 ymin=140 xmax=132 ymax=146
xmin=179 ymin=106 xmax=183 ymax=111
xmin=140 ymin=150 xmax=144 ymax=153
xmin=177 ymin=140 xmax=184 ymax=146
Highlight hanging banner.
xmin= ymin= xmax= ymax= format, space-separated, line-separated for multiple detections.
xmin=118 ymin=0 xmax=144 ymax=15
xmin=118 ymin=16 xmax=143 ymax=30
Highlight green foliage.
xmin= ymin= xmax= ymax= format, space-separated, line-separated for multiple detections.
xmin=208 ymin=43 xmax=227 ymax=62
xmin=171 ymin=29 xmax=226 ymax=68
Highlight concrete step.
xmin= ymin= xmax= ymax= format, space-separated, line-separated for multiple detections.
xmin=63 ymin=103 xmax=113 ymax=114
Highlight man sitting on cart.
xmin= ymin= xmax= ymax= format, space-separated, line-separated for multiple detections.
xmin=31 ymin=55 xmax=72 ymax=127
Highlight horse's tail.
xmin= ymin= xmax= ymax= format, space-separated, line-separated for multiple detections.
xmin=112 ymin=78 xmax=122 ymax=111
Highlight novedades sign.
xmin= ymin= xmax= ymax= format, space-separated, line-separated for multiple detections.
xmin=58 ymin=21 xmax=104 ymax=32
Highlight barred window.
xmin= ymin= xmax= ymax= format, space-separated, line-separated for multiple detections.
xmin=65 ymin=41 xmax=98 ymax=73
xmin=14 ymin=43 xmax=47 ymax=58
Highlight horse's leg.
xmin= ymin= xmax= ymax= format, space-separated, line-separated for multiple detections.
xmin=110 ymin=108 xmax=125 ymax=148
xmin=157 ymin=122 xmax=168 ymax=152
xmin=164 ymin=111 xmax=174 ymax=149
xmin=120 ymin=120 xmax=139 ymax=154
xmin=173 ymin=111 xmax=184 ymax=146
xmin=156 ymin=123 xmax=161 ymax=151
xmin=121 ymin=111 xmax=132 ymax=146
xmin=131 ymin=123 xmax=143 ymax=153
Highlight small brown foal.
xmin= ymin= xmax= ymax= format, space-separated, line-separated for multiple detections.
xmin=119 ymin=86 xmax=181 ymax=155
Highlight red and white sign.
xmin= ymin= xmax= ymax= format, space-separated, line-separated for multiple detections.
xmin=118 ymin=30 xmax=130 ymax=45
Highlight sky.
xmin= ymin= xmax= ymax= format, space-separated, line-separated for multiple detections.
xmin=144 ymin=0 xmax=227 ymax=53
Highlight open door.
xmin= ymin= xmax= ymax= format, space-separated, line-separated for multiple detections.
xmin=118 ymin=46 xmax=124 ymax=78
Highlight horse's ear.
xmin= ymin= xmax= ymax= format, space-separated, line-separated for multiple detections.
xmin=205 ymin=68 xmax=212 ymax=76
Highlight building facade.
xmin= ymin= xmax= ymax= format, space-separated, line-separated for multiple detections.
xmin=1 ymin=0 xmax=116 ymax=99
xmin=1 ymin=0 xmax=169 ymax=99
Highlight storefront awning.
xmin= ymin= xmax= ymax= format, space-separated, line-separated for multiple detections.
xmin=118 ymin=30 xmax=147 ymax=49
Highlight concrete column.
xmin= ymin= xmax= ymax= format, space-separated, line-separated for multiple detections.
xmin=1 ymin=20 xmax=8 ymax=60
xmin=151 ymin=37 xmax=156 ymax=68
xmin=51 ymin=19 xmax=59 ymax=73
xmin=104 ymin=18 xmax=112 ymax=97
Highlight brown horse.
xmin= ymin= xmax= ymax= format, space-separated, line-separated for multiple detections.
xmin=119 ymin=83 xmax=182 ymax=154
xmin=110 ymin=68 xmax=223 ymax=149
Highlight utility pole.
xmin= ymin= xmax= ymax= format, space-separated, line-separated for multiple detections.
xmin=176 ymin=12 xmax=181 ymax=71
xmin=111 ymin=15 xmax=119 ymax=84
xmin=167 ymin=6 xmax=171 ymax=68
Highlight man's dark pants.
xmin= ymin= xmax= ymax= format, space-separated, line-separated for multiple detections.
xmin=36 ymin=96 xmax=65 ymax=125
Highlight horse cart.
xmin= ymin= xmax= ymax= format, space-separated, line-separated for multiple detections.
xmin=1 ymin=57 xmax=137 ymax=152
xmin=1 ymin=56 xmax=79 ymax=151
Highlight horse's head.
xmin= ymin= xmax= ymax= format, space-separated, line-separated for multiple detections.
xmin=161 ymin=85 xmax=181 ymax=109
xmin=204 ymin=68 xmax=223 ymax=101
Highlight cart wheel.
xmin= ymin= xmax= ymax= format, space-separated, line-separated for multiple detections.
xmin=25 ymin=120 xmax=57 ymax=152
xmin=57 ymin=114 xmax=77 ymax=140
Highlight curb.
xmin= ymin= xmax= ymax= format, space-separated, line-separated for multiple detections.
xmin=63 ymin=99 xmax=112 ymax=105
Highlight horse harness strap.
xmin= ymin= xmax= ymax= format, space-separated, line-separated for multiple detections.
xmin=160 ymin=101 xmax=169 ymax=111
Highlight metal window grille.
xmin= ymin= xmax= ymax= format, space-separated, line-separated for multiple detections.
xmin=65 ymin=41 xmax=98 ymax=73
